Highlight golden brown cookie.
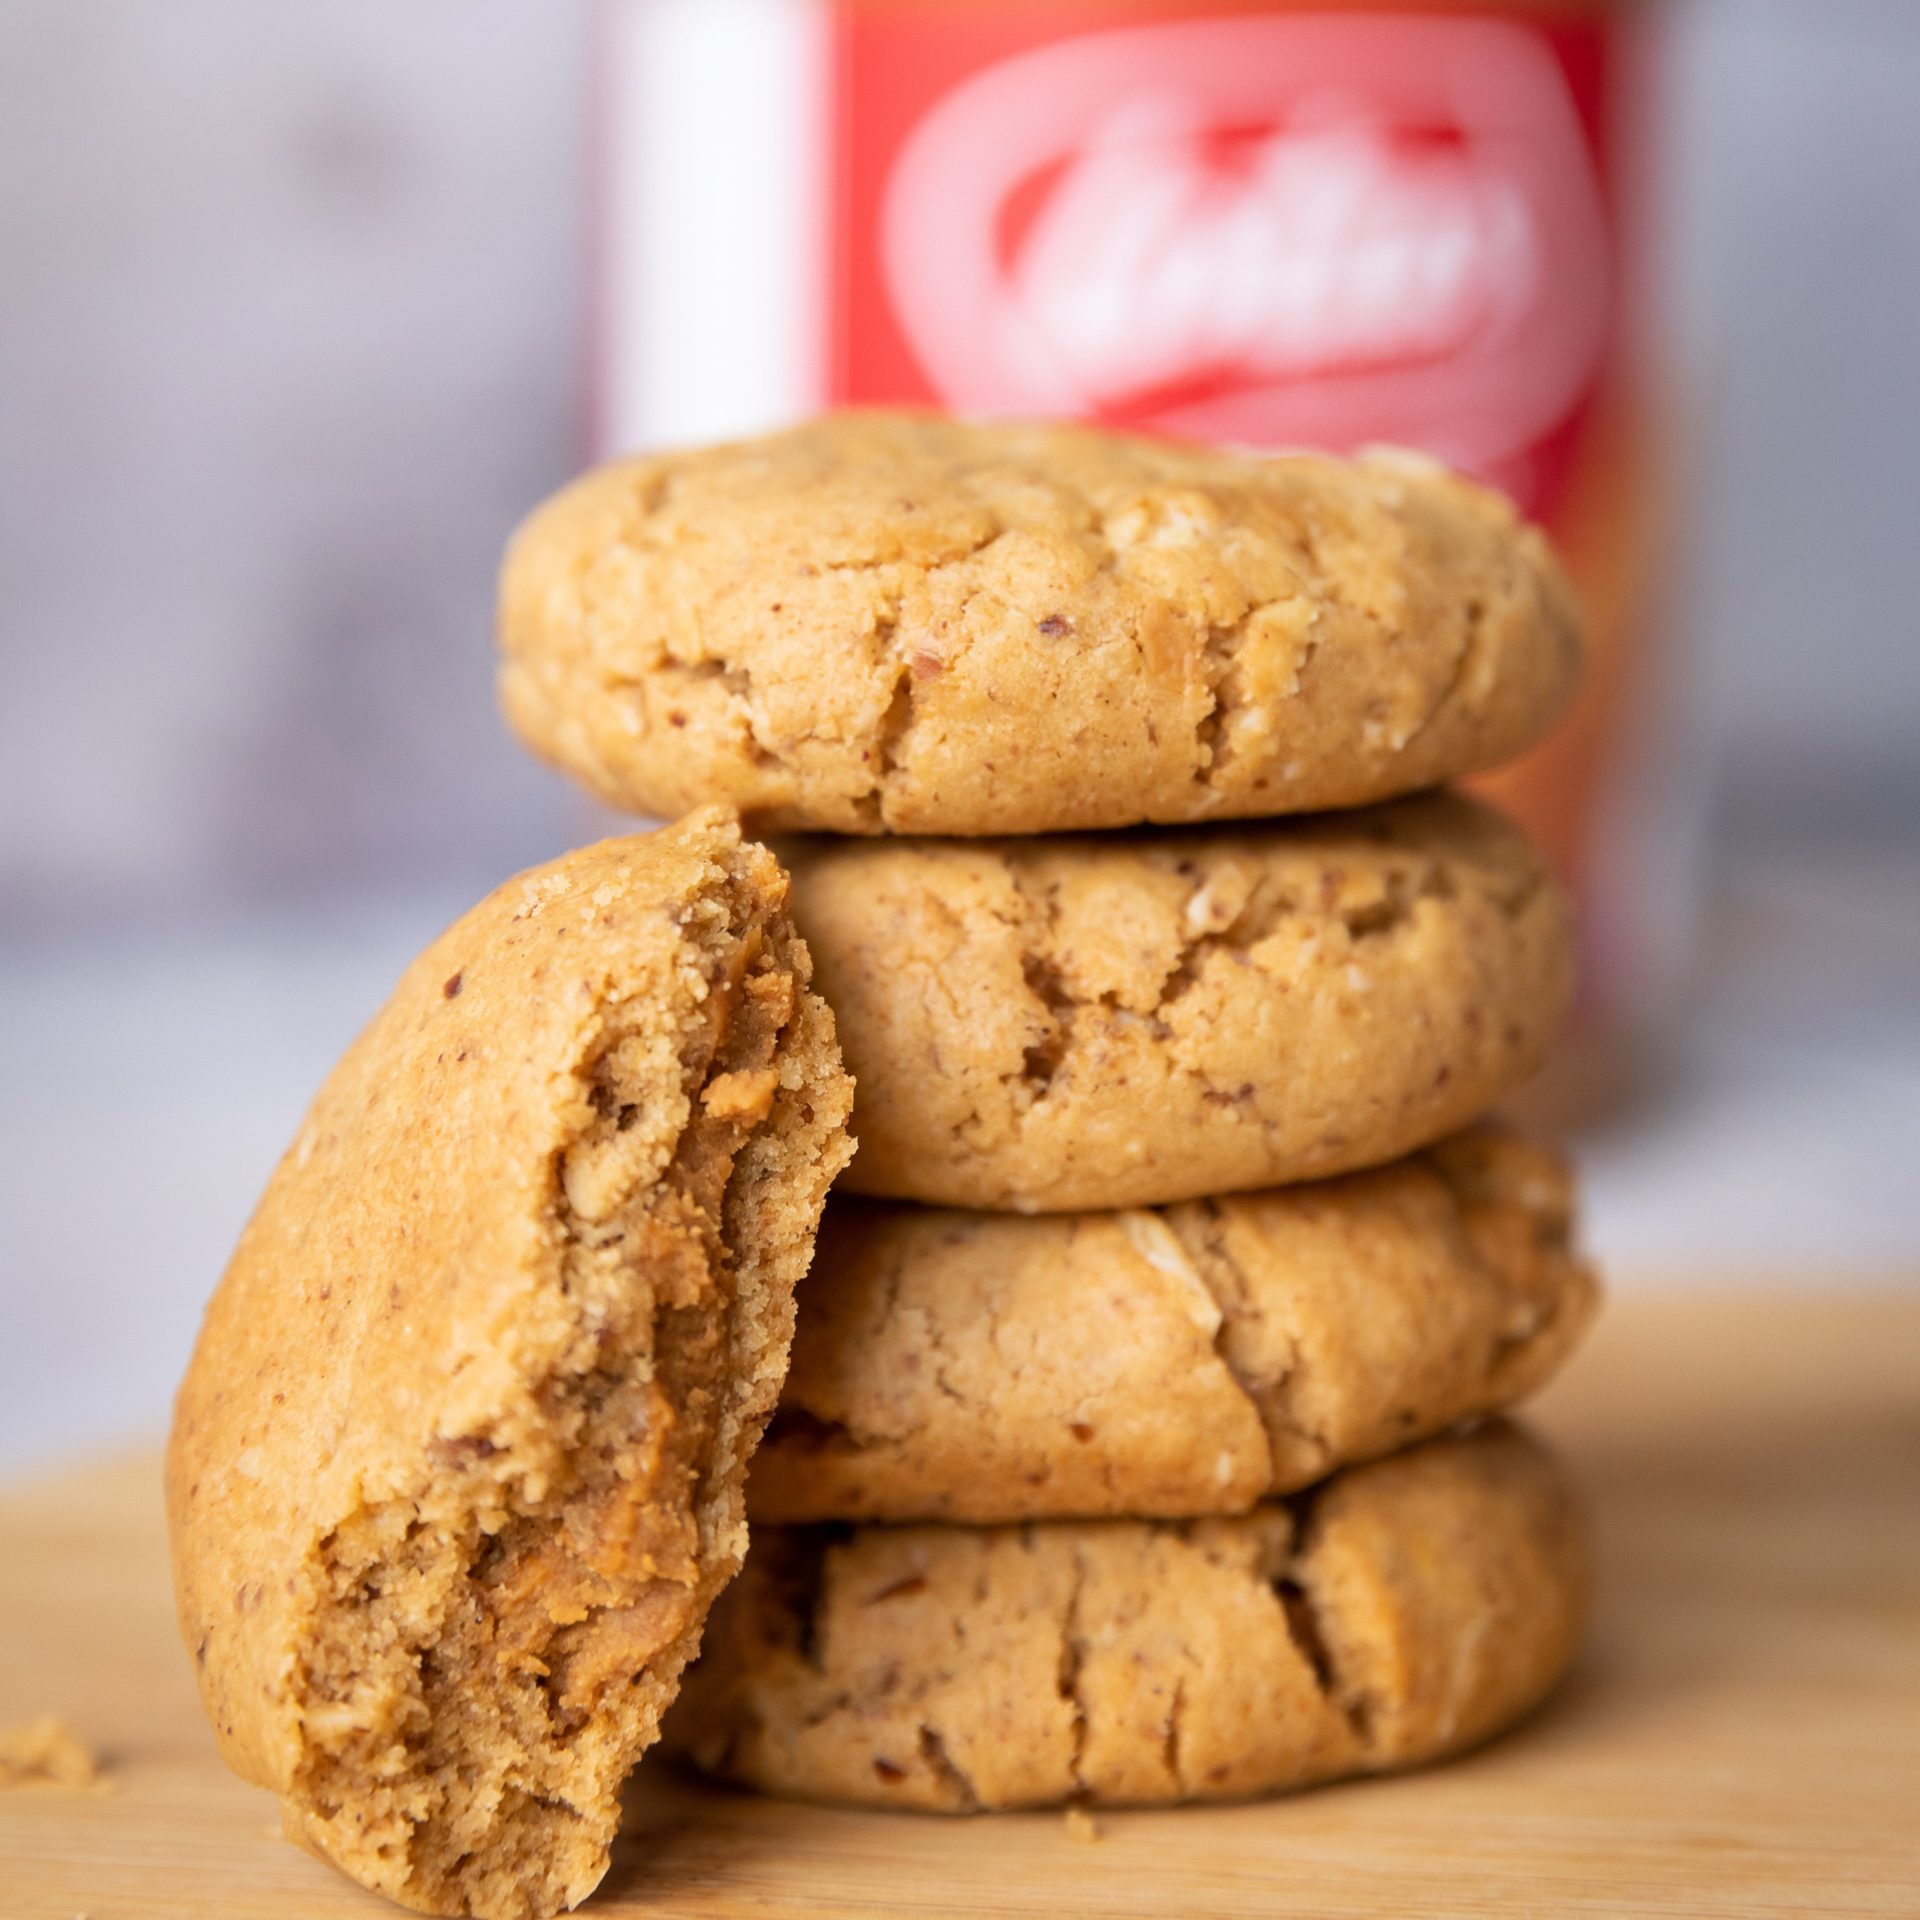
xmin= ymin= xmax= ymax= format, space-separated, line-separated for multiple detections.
xmin=499 ymin=413 xmax=1579 ymax=836
xmin=788 ymin=792 xmax=1572 ymax=1212
xmin=751 ymin=1129 xmax=1597 ymax=1524
xmin=670 ymin=1422 xmax=1586 ymax=1811
xmin=166 ymin=810 xmax=854 ymax=1920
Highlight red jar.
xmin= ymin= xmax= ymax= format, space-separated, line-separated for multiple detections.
xmin=593 ymin=0 xmax=1669 ymax=1048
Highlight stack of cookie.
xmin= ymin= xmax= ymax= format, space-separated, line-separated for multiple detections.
xmin=500 ymin=413 xmax=1599 ymax=1814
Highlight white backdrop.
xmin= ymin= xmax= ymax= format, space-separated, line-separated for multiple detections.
xmin=2 ymin=0 xmax=1918 ymax=1472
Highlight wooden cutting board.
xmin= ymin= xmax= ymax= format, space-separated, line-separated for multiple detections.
xmin=3 ymin=1291 xmax=1917 ymax=1919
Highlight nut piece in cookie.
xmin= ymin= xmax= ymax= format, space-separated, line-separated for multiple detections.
xmin=499 ymin=412 xmax=1581 ymax=837
xmin=751 ymin=1127 xmax=1599 ymax=1524
xmin=165 ymin=809 xmax=854 ymax=1920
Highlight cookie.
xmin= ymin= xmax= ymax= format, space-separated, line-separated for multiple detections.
xmin=670 ymin=1422 xmax=1586 ymax=1810
xmin=751 ymin=1129 xmax=1597 ymax=1524
xmin=166 ymin=810 xmax=855 ymax=1920
xmin=788 ymin=791 xmax=1571 ymax=1212
xmin=499 ymin=413 xmax=1579 ymax=837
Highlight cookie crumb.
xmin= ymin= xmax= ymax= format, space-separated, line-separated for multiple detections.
xmin=0 ymin=1717 xmax=102 ymax=1789
xmin=1064 ymin=1805 xmax=1102 ymax=1844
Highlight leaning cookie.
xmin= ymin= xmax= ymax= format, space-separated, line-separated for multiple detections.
xmin=751 ymin=1129 xmax=1597 ymax=1524
xmin=788 ymin=791 xmax=1571 ymax=1212
xmin=166 ymin=810 xmax=854 ymax=1920
xmin=670 ymin=1423 xmax=1586 ymax=1811
xmin=499 ymin=413 xmax=1580 ymax=837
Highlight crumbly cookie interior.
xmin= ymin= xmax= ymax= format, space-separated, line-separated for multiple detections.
xmin=289 ymin=869 xmax=802 ymax=1920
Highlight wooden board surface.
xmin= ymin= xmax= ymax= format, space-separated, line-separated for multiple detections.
xmin=3 ymin=1291 xmax=1918 ymax=1919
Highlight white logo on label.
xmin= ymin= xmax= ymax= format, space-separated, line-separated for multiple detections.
xmin=881 ymin=16 xmax=1609 ymax=474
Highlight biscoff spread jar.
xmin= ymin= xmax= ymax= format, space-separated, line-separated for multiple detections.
xmin=591 ymin=0 xmax=1669 ymax=1049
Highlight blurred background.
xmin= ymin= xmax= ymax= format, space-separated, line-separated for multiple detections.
xmin=3 ymin=0 xmax=1917 ymax=1474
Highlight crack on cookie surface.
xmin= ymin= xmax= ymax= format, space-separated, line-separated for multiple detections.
xmin=660 ymin=515 xmax=1004 ymax=833
xmin=916 ymin=1724 xmax=981 ymax=1811
xmin=985 ymin=816 xmax=1537 ymax=1122
xmin=1188 ymin=585 xmax=1321 ymax=797
xmin=1057 ymin=1547 xmax=1091 ymax=1796
xmin=1190 ymin=622 xmax=1237 ymax=785
xmin=854 ymin=602 xmax=910 ymax=831
xmin=1273 ymin=1579 xmax=1337 ymax=1697
xmin=760 ymin=1405 xmax=855 ymax=1458
xmin=1017 ymin=952 xmax=1074 ymax=1092
xmin=1399 ymin=591 xmax=1486 ymax=753
xmin=1159 ymin=1679 xmax=1188 ymax=1794
xmin=1271 ymin=1486 xmax=1376 ymax=1748
xmin=768 ymin=1528 xmax=845 ymax=1677
xmin=1161 ymin=1202 xmax=1322 ymax=1483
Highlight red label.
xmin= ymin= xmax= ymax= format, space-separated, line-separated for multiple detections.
xmin=830 ymin=6 xmax=1619 ymax=522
